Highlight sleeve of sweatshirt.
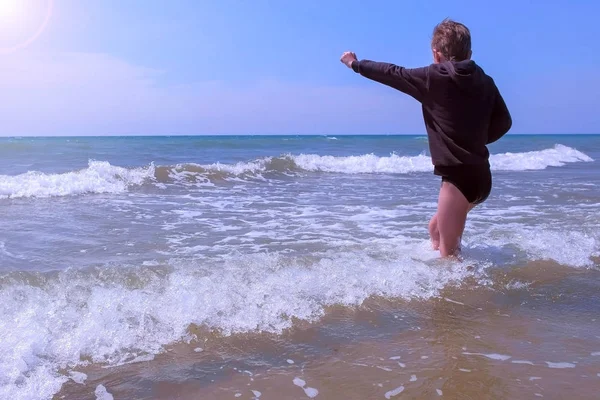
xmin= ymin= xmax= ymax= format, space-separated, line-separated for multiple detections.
xmin=487 ymin=86 xmax=512 ymax=144
xmin=351 ymin=60 xmax=429 ymax=103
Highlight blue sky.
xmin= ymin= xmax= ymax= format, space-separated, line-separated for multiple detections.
xmin=0 ymin=0 xmax=598 ymax=136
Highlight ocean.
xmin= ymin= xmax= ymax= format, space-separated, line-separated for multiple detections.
xmin=0 ymin=134 xmax=599 ymax=399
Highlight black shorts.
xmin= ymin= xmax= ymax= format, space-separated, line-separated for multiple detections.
xmin=434 ymin=164 xmax=492 ymax=205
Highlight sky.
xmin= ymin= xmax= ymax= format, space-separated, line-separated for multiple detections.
xmin=0 ymin=0 xmax=598 ymax=136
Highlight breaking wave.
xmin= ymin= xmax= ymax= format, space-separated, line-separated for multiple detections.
xmin=0 ymin=145 xmax=592 ymax=199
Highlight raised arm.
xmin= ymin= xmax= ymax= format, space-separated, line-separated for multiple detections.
xmin=487 ymin=87 xmax=512 ymax=144
xmin=340 ymin=51 xmax=429 ymax=103
xmin=351 ymin=60 xmax=430 ymax=102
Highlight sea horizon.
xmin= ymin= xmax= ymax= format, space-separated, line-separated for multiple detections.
xmin=2 ymin=132 xmax=600 ymax=138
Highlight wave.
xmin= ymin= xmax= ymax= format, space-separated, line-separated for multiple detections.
xmin=0 ymin=241 xmax=478 ymax=399
xmin=490 ymin=144 xmax=593 ymax=171
xmin=0 ymin=145 xmax=592 ymax=199
xmin=290 ymin=144 xmax=593 ymax=173
xmin=290 ymin=152 xmax=433 ymax=173
xmin=157 ymin=144 xmax=592 ymax=180
xmin=0 ymin=221 xmax=598 ymax=399
xmin=152 ymin=152 xmax=434 ymax=184
xmin=0 ymin=160 xmax=154 ymax=199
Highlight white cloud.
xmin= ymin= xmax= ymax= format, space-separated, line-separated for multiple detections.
xmin=0 ymin=51 xmax=424 ymax=135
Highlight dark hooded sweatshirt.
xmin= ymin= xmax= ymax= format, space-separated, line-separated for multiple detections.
xmin=351 ymin=59 xmax=512 ymax=176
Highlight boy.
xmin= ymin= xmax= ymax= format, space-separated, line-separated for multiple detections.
xmin=340 ymin=18 xmax=512 ymax=257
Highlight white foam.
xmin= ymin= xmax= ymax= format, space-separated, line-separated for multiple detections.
xmin=384 ymin=385 xmax=404 ymax=398
xmin=489 ymin=144 xmax=593 ymax=171
xmin=194 ymin=347 xmax=203 ymax=353
xmin=293 ymin=378 xmax=318 ymax=398
xmin=103 ymin=354 xmax=155 ymax=368
xmin=591 ymin=352 xmax=600 ymax=356
xmin=505 ymin=281 xmax=530 ymax=291
xmin=1 ymin=145 xmax=589 ymax=201
xmin=546 ymin=362 xmax=576 ymax=369
xmin=518 ymin=230 xmax=597 ymax=268
xmin=0 ymin=245 xmax=481 ymax=400
xmin=443 ymin=298 xmax=465 ymax=305
xmin=529 ymin=377 xmax=542 ymax=381
xmin=462 ymin=352 xmax=511 ymax=361
xmin=287 ymin=359 xmax=295 ymax=364
xmin=466 ymin=227 xmax=598 ymax=268
xmin=459 ymin=369 xmax=471 ymax=372
xmin=512 ymin=360 xmax=534 ymax=365
xmin=436 ymin=389 xmax=443 ymax=396
xmin=185 ymin=145 xmax=592 ymax=177
xmin=251 ymin=390 xmax=262 ymax=398
xmin=201 ymin=159 xmax=271 ymax=176
xmin=69 ymin=371 xmax=87 ymax=384
xmin=293 ymin=378 xmax=306 ymax=387
xmin=0 ymin=362 xmax=68 ymax=400
xmin=291 ymin=153 xmax=433 ymax=174
xmin=94 ymin=385 xmax=114 ymax=400
xmin=410 ymin=375 xmax=417 ymax=382
xmin=0 ymin=160 xmax=154 ymax=199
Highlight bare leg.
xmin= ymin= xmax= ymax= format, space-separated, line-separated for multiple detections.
xmin=436 ymin=182 xmax=471 ymax=257
xmin=429 ymin=213 xmax=440 ymax=250
xmin=454 ymin=203 xmax=478 ymax=253
xmin=429 ymin=191 xmax=477 ymax=255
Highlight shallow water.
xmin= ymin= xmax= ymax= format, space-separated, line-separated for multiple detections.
xmin=55 ymin=263 xmax=600 ymax=399
xmin=0 ymin=134 xmax=599 ymax=399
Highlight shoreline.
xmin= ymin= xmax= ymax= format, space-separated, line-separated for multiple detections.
xmin=55 ymin=263 xmax=600 ymax=400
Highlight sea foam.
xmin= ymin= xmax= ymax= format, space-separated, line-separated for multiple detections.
xmin=0 ymin=145 xmax=591 ymax=199
xmin=0 ymin=243 xmax=478 ymax=400
xmin=0 ymin=160 xmax=154 ymax=199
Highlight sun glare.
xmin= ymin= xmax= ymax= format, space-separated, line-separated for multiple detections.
xmin=0 ymin=0 xmax=22 ymax=20
xmin=0 ymin=0 xmax=53 ymax=54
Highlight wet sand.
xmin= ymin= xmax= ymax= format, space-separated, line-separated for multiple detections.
xmin=55 ymin=262 xmax=600 ymax=400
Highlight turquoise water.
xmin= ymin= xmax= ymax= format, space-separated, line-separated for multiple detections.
xmin=1 ymin=134 xmax=599 ymax=175
xmin=0 ymin=134 xmax=599 ymax=399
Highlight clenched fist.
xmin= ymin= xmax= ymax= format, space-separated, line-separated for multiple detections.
xmin=340 ymin=51 xmax=357 ymax=68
